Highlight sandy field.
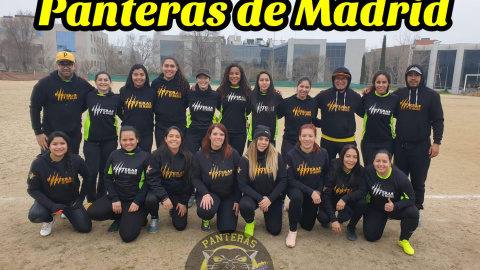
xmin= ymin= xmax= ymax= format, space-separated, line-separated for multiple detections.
xmin=0 ymin=80 xmax=479 ymax=270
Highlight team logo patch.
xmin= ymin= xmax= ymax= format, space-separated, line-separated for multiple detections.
xmin=185 ymin=231 xmax=273 ymax=270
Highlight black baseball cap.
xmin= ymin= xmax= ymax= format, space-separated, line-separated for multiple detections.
xmin=196 ymin=69 xmax=210 ymax=78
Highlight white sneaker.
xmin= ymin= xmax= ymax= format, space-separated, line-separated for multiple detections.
xmin=60 ymin=213 xmax=66 ymax=219
xmin=40 ymin=220 xmax=54 ymax=236
xmin=286 ymin=230 xmax=297 ymax=248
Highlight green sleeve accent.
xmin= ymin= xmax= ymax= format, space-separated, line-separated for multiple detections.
xmin=390 ymin=114 xmax=395 ymax=139
xmin=108 ymin=164 xmax=113 ymax=174
xmin=139 ymin=171 xmax=145 ymax=189
xmin=186 ymin=111 xmax=192 ymax=128
xmin=400 ymin=192 xmax=409 ymax=200
xmin=212 ymin=112 xmax=217 ymax=124
xmin=114 ymin=114 xmax=118 ymax=136
xmin=362 ymin=112 xmax=367 ymax=140
xmin=247 ymin=117 xmax=253 ymax=141
xmin=366 ymin=193 xmax=371 ymax=203
xmin=218 ymin=104 xmax=223 ymax=123
xmin=84 ymin=111 xmax=91 ymax=141
xmin=274 ymin=115 xmax=278 ymax=141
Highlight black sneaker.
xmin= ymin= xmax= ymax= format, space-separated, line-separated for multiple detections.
xmin=347 ymin=225 xmax=357 ymax=241
xmin=108 ymin=220 xmax=121 ymax=232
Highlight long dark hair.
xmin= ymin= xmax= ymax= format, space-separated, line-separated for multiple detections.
xmin=47 ymin=131 xmax=75 ymax=179
xmin=218 ymin=63 xmax=251 ymax=99
xmin=250 ymin=71 xmax=277 ymax=115
xmin=338 ymin=144 xmax=361 ymax=175
xmin=119 ymin=125 xmax=141 ymax=144
xmin=161 ymin=57 xmax=190 ymax=94
xmin=153 ymin=126 xmax=193 ymax=184
xmin=201 ymin=123 xmax=232 ymax=160
xmin=369 ymin=70 xmax=391 ymax=93
xmin=125 ymin=64 xmax=150 ymax=89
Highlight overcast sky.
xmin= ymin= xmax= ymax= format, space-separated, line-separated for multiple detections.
xmin=2 ymin=0 xmax=478 ymax=49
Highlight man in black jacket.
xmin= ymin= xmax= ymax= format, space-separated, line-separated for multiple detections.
xmin=393 ymin=64 xmax=444 ymax=214
xmin=30 ymin=52 xmax=94 ymax=154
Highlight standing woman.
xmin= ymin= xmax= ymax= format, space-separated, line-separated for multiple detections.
xmin=216 ymin=63 xmax=251 ymax=155
xmin=278 ymin=77 xmax=320 ymax=157
xmin=193 ymin=123 xmax=241 ymax=233
xmin=247 ymin=71 xmax=283 ymax=146
xmin=363 ymin=149 xmax=419 ymax=255
xmin=119 ymin=64 xmax=155 ymax=153
xmin=151 ymin=57 xmax=191 ymax=148
xmin=145 ymin=126 xmax=194 ymax=233
xmin=317 ymin=144 xmax=367 ymax=241
xmin=185 ymin=69 xmax=220 ymax=153
xmin=284 ymin=124 xmax=328 ymax=247
xmin=238 ymin=125 xmax=287 ymax=238
xmin=87 ymin=126 xmax=150 ymax=243
xmin=84 ymin=71 xmax=120 ymax=204
xmin=361 ymin=71 xmax=398 ymax=164
xmin=27 ymin=131 xmax=92 ymax=236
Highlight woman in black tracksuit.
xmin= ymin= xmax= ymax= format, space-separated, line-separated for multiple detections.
xmin=285 ymin=124 xmax=328 ymax=247
xmin=216 ymin=63 xmax=251 ymax=155
xmin=84 ymin=71 xmax=120 ymax=203
xmin=317 ymin=144 xmax=367 ymax=241
xmin=87 ymin=126 xmax=150 ymax=243
xmin=27 ymin=131 xmax=92 ymax=236
xmin=185 ymin=69 xmax=220 ymax=154
xmin=363 ymin=149 xmax=419 ymax=255
xmin=193 ymin=123 xmax=241 ymax=233
xmin=119 ymin=64 xmax=156 ymax=153
xmin=145 ymin=126 xmax=194 ymax=233
xmin=238 ymin=125 xmax=287 ymax=238
xmin=361 ymin=70 xmax=398 ymax=164
xmin=151 ymin=57 xmax=191 ymax=148
xmin=278 ymin=77 xmax=320 ymax=157
xmin=247 ymin=71 xmax=283 ymax=146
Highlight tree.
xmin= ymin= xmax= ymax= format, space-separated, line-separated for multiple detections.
xmin=181 ymin=31 xmax=222 ymax=78
xmin=1 ymin=12 xmax=40 ymax=72
xmin=379 ymin=35 xmax=386 ymax=71
xmin=124 ymin=33 xmax=158 ymax=69
xmin=360 ymin=55 xmax=367 ymax=84
xmin=292 ymin=53 xmax=326 ymax=82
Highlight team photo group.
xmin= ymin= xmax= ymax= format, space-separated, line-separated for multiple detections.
xmin=27 ymin=50 xmax=444 ymax=256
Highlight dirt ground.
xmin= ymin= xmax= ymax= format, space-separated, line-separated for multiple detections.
xmin=0 ymin=80 xmax=479 ymax=270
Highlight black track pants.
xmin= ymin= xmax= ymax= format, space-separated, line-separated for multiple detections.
xmin=228 ymin=131 xmax=247 ymax=156
xmin=317 ymin=199 xmax=367 ymax=228
xmin=287 ymin=188 xmax=319 ymax=232
xmin=320 ymin=138 xmax=356 ymax=161
xmin=239 ymin=195 xmax=283 ymax=236
xmin=361 ymin=139 xmax=394 ymax=166
xmin=186 ymin=129 xmax=208 ymax=154
xmin=87 ymin=195 xmax=147 ymax=243
xmin=363 ymin=204 xmax=419 ymax=242
xmin=394 ymin=139 xmax=431 ymax=210
xmin=196 ymin=192 xmax=238 ymax=233
xmin=145 ymin=192 xmax=188 ymax=231
xmin=28 ymin=201 xmax=91 ymax=233
xmin=84 ymin=140 xmax=117 ymax=202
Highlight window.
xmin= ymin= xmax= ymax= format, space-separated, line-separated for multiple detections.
xmin=36 ymin=31 xmax=43 ymax=37
xmin=56 ymin=32 xmax=76 ymax=52
xmin=0 ymin=28 xmax=3 ymax=35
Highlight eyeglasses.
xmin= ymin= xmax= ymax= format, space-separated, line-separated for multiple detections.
xmin=58 ymin=63 xmax=74 ymax=68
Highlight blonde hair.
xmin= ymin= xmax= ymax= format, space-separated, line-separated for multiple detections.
xmin=245 ymin=138 xmax=278 ymax=181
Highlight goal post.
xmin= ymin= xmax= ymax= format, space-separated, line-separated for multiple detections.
xmin=463 ymin=74 xmax=480 ymax=95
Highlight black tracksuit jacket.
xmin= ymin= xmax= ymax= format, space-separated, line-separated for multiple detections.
xmin=217 ymin=86 xmax=250 ymax=134
xmin=186 ymin=85 xmax=220 ymax=130
xmin=27 ymin=152 xmax=91 ymax=210
xmin=30 ymin=71 xmax=94 ymax=135
xmin=278 ymin=95 xmax=319 ymax=144
xmin=84 ymin=91 xmax=121 ymax=142
xmin=362 ymin=91 xmax=398 ymax=141
xmin=151 ymin=75 xmax=189 ymax=129
xmin=119 ymin=85 xmax=156 ymax=136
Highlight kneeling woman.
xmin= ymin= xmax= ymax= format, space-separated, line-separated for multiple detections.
xmin=87 ymin=126 xmax=150 ymax=243
xmin=363 ymin=149 xmax=419 ymax=255
xmin=317 ymin=144 xmax=367 ymax=241
xmin=193 ymin=123 xmax=241 ymax=233
xmin=27 ymin=131 xmax=92 ymax=236
xmin=285 ymin=124 xmax=328 ymax=247
xmin=238 ymin=125 xmax=287 ymax=238
xmin=145 ymin=126 xmax=194 ymax=233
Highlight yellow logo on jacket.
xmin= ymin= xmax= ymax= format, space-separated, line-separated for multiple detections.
xmin=209 ymin=166 xmax=233 ymax=180
xmin=399 ymin=98 xmax=422 ymax=111
xmin=254 ymin=164 xmax=274 ymax=177
xmin=125 ymin=95 xmax=153 ymax=110
xmin=333 ymin=185 xmax=354 ymax=195
xmin=47 ymin=172 xmax=72 ymax=187
xmin=157 ymin=86 xmax=182 ymax=99
xmin=293 ymin=106 xmax=312 ymax=117
xmin=297 ymin=162 xmax=322 ymax=177
xmin=327 ymin=100 xmax=350 ymax=112
xmin=55 ymin=89 xmax=77 ymax=101
xmin=161 ymin=164 xmax=185 ymax=179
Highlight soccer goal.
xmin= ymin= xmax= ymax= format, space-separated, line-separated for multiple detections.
xmin=463 ymin=74 xmax=480 ymax=96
